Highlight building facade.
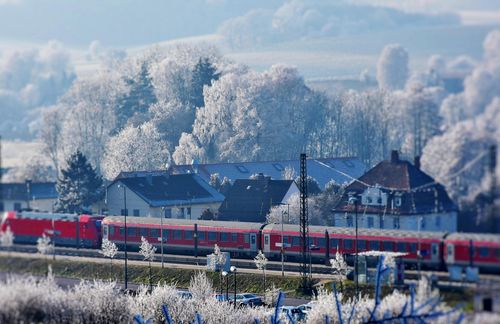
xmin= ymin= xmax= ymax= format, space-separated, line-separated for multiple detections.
xmin=332 ymin=151 xmax=458 ymax=232
xmin=106 ymin=171 xmax=224 ymax=219
xmin=0 ymin=182 xmax=58 ymax=212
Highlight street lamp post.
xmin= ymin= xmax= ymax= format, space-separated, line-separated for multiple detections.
xmin=417 ymin=216 xmax=422 ymax=279
xmin=159 ymin=207 xmax=166 ymax=269
xmin=222 ymin=270 xmax=228 ymax=301
xmin=118 ymin=183 xmax=128 ymax=291
xmin=230 ymin=266 xmax=237 ymax=309
xmin=348 ymin=192 xmax=359 ymax=300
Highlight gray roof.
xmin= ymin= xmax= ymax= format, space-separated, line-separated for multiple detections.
xmin=446 ymin=232 xmax=500 ymax=243
xmin=0 ymin=182 xmax=58 ymax=201
xmin=103 ymin=216 xmax=264 ymax=230
xmin=111 ymin=173 xmax=224 ymax=207
xmin=170 ymin=157 xmax=366 ymax=189
xmin=263 ymin=223 xmax=447 ymax=240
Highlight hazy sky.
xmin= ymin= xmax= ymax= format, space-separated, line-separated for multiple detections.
xmin=0 ymin=0 xmax=498 ymax=48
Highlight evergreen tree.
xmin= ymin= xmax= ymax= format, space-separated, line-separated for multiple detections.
xmin=115 ymin=62 xmax=157 ymax=131
xmin=188 ymin=57 xmax=220 ymax=108
xmin=55 ymin=151 xmax=103 ymax=214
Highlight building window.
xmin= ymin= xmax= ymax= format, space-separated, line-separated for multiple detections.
xmin=121 ymin=209 xmax=128 ymax=216
xmin=133 ymin=209 xmax=140 ymax=217
xmin=236 ymin=165 xmax=249 ymax=173
xmin=179 ymin=207 xmax=185 ymax=218
xmin=421 ymin=217 xmax=426 ymax=230
xmin=393 ymin=217 xmax=400 ymax=229
xmin=367 ymin=217 xmax=374 ymax=228
xmin=14 ymin=202 xmax=22 ymax=211
xmin=187 ymin=207 xmax=192 ymax=218
xmin=435 ymin=215 xmax=441 ymax=228
xmin=394 ymin=197 xmax=402 ymax=207
xmin=164 ymin=208 xmax=172 ymax=218
xmin=347 ymin=215 xmax=353 ymax=227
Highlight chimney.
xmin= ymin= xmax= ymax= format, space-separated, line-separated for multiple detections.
xmin=390 ymin=150 xmax=399 ymax=163
xmin=414 ymin=156 xmax=421 ymax=169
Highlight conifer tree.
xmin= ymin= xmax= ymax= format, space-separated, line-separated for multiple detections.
xmin=188 ymin=57 xmax=220 ymax=108
xmin=55 ymin=151 xmax=103 ymax=213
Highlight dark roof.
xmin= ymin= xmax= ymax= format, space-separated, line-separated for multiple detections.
xmin=0 ymin=182 xmax=57 ymax=201
xmin=218 ymin=174 xmax=295 ymax=222
xmin=169 ymin=157 xmax=366 ymax=188
xmin=112 ymin=172 xmax=224 ymax=207
xmin=334 ymin=151 xmax=457 ymax=215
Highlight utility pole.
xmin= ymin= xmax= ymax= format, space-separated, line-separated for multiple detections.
xmin=489 ymin=145 xmax=497 ymax=232
xmin=299 ymin=153 xmax=310 ymax=294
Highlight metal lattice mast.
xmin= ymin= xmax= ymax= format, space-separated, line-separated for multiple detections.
xmin=489 ymin=145 xmax=497 ymax=232
xmin=299 ymin=153 xmax=310 ymax=291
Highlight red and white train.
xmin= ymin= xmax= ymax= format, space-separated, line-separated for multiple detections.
xmin=1 ymin=211 xmax=500 ymax=273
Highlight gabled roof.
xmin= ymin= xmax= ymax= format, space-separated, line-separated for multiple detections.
xmin=169 ymin=157 xmax=365 ymax=189
xmin=334 ymin=151 xmax=457 ymax=215
xmin=218 ymin=174 xmax=295 ymax=222
xmin=0 ymin=182 xmax=58 ymax=201
xmin=111 ymin=172 xmax=224 ymax=207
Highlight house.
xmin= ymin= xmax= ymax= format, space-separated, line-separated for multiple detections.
xmin=218 ymin=173 xmax=299 ymax=222
xmin=0 ymin=181 xmax=58 ymax=212
xmin=169 ymin=157 xmax=366 ymax=189
xmin=106 ymin=171 xmax=225 ymax=219
xmin=332 ymin=151 xmax=458 ymax=232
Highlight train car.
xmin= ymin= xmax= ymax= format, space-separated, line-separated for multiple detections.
xmin=444 ymin=232 xmax=500 ymax=273
xmin=262 ymin=223 xmax=446 ymax=269
xmin=102 ymin=216 xmax=263 ymax=257
xmin=0 ymin=211 xmax=102 ymax=248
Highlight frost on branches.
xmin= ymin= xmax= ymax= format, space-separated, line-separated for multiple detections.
xmin=0 ymin=225 xmax=14 ymax=249
xmin=139 ymin=236 xmax=157 ymax=262
xmin=99 ymin=238 xmax=118 ymax=260
xmin=36 ymin=234 xmax=53 ymax=255
xmin=330 ymin=251 xmax=349 ymax=280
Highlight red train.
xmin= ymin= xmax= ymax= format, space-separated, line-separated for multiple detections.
xmin=101 ymin=216 xmax=500 ymax=273
xmin=1 ymin=211 xmax=103 ymax=248
xmin=2 ymin=211 xmax=500 ymax=273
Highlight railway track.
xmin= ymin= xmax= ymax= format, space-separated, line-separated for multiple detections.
xmin=2 ymin=244 xmax=500 ymax=284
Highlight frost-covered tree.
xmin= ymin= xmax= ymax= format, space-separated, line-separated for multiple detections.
xmin=0 ymin=226 xmax=14 ymax=268
xmin=101 ymin=122 xmax=170 ymax=180
xmin=37 ymin=234 xmax=53 ymax=256
xmin=55 ymin=151 xmax=103 ymax=213
xmin=330 ymin=251 xmax=349 ymax=281
xmin=295 ymin=175 xmax=322 ymax=196
xmin=139 ymin=236 xmax=157 ymax=291
xmin=377 ymin=44 xmax=409 ymax=90
xmin=40 ymin=106 xmax=64 ymax=174
xmin=100 ymin=238 xmax=118 ymax=277
xmin=253 ymin=250 xmax=268 ymax=293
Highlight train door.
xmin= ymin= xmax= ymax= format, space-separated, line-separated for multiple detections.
xmin=431 ymin=243 xmax=440 ymax=263
xmin=446 ymin=243 xmax=455 ymax=263
xmin=263 ymin=233 xmax=270 ymax=253
xmin=250 ymin=233 xmax=257 ymax=251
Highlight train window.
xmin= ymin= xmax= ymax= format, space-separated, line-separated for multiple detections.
xmin=495 ymin=249 xmax=500 ymax=259
xmin=140 ymin=228 xmax=148 ymax=237
xmin=185 ymin=230 xmax=193 ymax=240
xmin=292 ymin=236 xmax=300 ymax=246
xmin=120 ymin=227 xmax=125 ymax=237
xmin=410 ymin=243 xmax=417 ymax=253
xmin=173 ymin=230 xmax=182 ymax=240
xmin=127 ymin=227 xmax=136 ymax=237
xmin=330 ymin=238 xmax=339 ymax=249
xmin=198 ymin=231 xmax=206 ymax=241
xmin=265 ymin=235 xmax=269 ymax=245
xmin=208 ymin=232 xmax=217 ymax=241
xmin=370 ymin=241 xmax=380 ymax=250
xmin=317 ymin=238 xmax=326 ymax=248
xmin=357 ymin=240 xmax=366 ymax=250
xmin=162 ymin=229 xmax=170 ymax=239
xmin=382 ymin=241 xmax=393 ymax=251
xmin=150 ymin=229 xmax=159 ymax=238
xmin=344 ymin=239 xmax=353 ymax=249
xmin=479 ymin=247 xmax=490 ymax=257
xmin=221 ymin=233 xmax=228 ymax=241
xmin=109 ymin=225 xmax=115 ymax=236
xmin=283 ymin=236 xmax=288 ymax=244
xmin=232 ymin=233 xmax=238 ymax=242
xmin=397 ymin=242 xmax=407 ymax=252
xmin=243 ymin=234 xmax=249 ymax=243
